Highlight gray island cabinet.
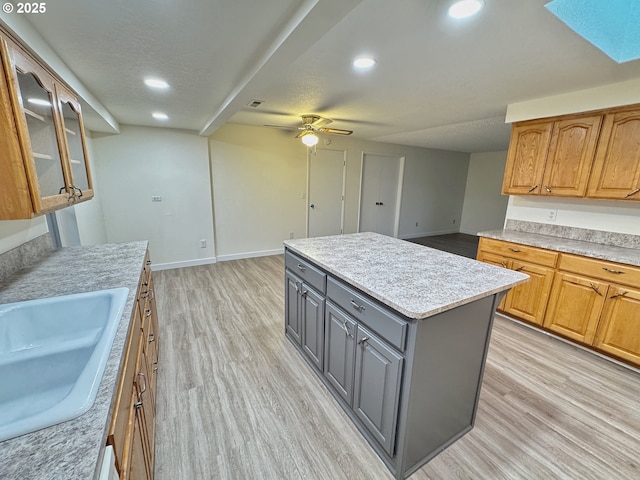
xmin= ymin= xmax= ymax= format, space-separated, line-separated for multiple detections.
xmin=284 ymin=232 xmax=527 ymax=479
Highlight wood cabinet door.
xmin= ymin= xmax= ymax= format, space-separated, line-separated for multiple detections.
xmin=543 ymin=272 xmax=608 ymax=343
xmin=284 ymin=270 xmax=302 ymax=345
xmin=323 ymin=302 xmax=356 ymax=404
xmin=593 ymin=286 xmax=640 ymax=365
xmin=541 ymin=115 xmax=602 ymax=197
xmin=301 ymin=285 xmax=325 ymax=371
xmin=587 ymin=109 xmax=640 ymax=200
xmin=503 ymin=261 xmax=554 ymax=325
xmin=353 ymin=325 xmax=403 ymax=456
xmin=502 ymin=121 xmax=553 ymax=195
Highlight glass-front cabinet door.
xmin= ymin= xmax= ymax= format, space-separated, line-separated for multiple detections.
xmin=7 ymin=43 xmax=71 ymax=212
xmin=57 ymin=85 xmax=93 ymax=200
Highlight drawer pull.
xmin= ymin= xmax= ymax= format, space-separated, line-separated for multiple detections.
xmin=146 ymin=259 xmax=151 ymax=266
xmin=296 ymin=263 xmax=306 ymax=272
xmin=137 ymin=372 xmax=147 ymax=396
xmin=145 ymin=309 xmax=152 ymax=317
xmin=589 ymin=283 xmax=602 ymax=296
xmin=149 ymin=333 xmax=155 ymax=344
xmin=527 ymin=185 xmax=538 ymax=193
xmin=341 ymin=321 xmax=353 ymax=338
xmin=625 ymin=188 xmax=640 ymax=198
xmin=544 ymin=185 xmax=552 ymax=193
xmin=602 ymin=267 xmax=624 ymax=274
xmin=514 ymin=265 xmax=525 ymax=272
xmin=610 ymin=291 xmax=628 ymax=299
xmin=350 ymin=299 xmax=366 ymax=312
xmin=509 ymin=247 xmax=521 ymax=253
xmin=357 ymin=336 xmax=369 ymax=345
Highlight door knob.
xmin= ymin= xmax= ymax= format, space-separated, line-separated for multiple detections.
xmin=310 ymin=204 xmax=315 ymax=209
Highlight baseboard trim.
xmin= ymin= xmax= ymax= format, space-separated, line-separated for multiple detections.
xmin=152 ymin=257 xmax=217 ymax=271
xmin=400 ymin=229 xmax=459 ymax=240
xmin=216 ymin=248 xmax=283 ymax=262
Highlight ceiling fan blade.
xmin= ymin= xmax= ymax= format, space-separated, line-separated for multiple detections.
xmin=264 ymin=124 xmax=297 ymax=130
xmin=301 ymin=115 xmax=332 ymax=128
xmin=319 ymin=127 xmax=353 ymax=135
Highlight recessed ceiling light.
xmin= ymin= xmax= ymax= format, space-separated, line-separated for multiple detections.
xmin=144 ymin=78 xmax=170 ymax=89
xmin=152 ymin=112 xmax=169 ymax=120
xmin=448 ymin=0 xmax=484 ymax=19
xmin=27 ymin=98 xmax=51 ymax=107
xmin=353 ymin=56 xmax=376 ymax=69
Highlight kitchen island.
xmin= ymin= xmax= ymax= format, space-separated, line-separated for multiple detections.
xmin=284 ymin=232 xmax=527 ymax=479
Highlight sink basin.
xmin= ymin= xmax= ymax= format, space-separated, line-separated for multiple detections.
xmin=0 ymin=287 xmax=129 ymax=442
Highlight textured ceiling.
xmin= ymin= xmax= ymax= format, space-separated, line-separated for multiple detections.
xmin=11 ymin=0 xmax=640 ymax=153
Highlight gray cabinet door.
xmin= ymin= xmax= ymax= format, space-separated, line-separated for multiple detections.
xmin=285 ymin=270 xmax=302 ymax=345
xmin=301 ymin=286 xmax=325 ymax=370
xmin=324 ymin=302 xmax=356 ymax=404
xmin=353 ymin=324 xmax=403 ymax=456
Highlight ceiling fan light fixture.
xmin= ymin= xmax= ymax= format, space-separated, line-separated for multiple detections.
xmin=448 ymin=0 xmax=484 ymax=19
xmin=301 ymin=131 xmax=319 ymax=147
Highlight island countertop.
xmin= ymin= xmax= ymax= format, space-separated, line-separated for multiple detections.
xmin=0 ymin=241 xmax=148 ymax=480
xmin=284 ymin=232 xmax=528 ymax=320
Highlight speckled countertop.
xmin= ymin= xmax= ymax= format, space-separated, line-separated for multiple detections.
xmin=0 ymin=241 xmax=148 ymax=480
xmin=478 ymin=229 xmax=640 ymax=267
xmin=284 ymin=232 xmax=528 ymax=320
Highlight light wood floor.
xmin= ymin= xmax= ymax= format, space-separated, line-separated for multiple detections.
xmin=153 ymin=255 xmax=640 ymax=480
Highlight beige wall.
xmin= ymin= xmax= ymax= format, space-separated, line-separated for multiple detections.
xmin=209 ymin=123 xmax=470 ymax=258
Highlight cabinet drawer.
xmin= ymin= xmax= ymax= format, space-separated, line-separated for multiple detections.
xmin=479 ymin=238 xmax=558 ymax=267
xmin=327 ymin=277 xmax=407 ymax=351
xmin=285 ymin=250 xmax=327 ymax=294
xmin=559 ymin=254 xmax=640 ymax=289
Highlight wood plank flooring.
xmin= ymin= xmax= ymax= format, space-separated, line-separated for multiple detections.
xmin=153 ymin=255 xmax=640 ymax=480
xmin=408 ymin=233 xmax=479 ymax=259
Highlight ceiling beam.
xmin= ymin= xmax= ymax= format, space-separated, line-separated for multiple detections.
xmin=199 ymin=0 xmax=362 ymax=137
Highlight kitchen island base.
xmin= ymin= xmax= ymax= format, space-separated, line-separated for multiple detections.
xmin=284 ymin=242 xmax=515 ymax=479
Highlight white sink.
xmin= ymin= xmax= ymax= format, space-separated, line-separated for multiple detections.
xmin=0 ymin=287 xmax=129 ymax=442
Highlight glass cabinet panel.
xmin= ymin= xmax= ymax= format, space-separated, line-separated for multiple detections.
xmin=60 ymin=100 xmax=89 ymax=191
xmin=15 ymin=70 xmax=67 ymax=197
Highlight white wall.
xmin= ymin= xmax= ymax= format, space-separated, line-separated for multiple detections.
xmin=209 ymin=123 xmax=470 ymax=258
xmin=92 ymin=125 xmax=215 ymax=268
xmin=0 ymin=217 xmax=48 ymax=255
xmin=459 ymin=151 xmax=509 ymax=235
xmin=71 ymin=134 xmax=108 ymax=246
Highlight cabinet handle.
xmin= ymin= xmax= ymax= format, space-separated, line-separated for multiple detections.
xmin=146 ymin=259 xmax=152 ymax=266
xmin=509 ymin=247 xmax=521 ymax=253
xmin=301 ymin=289 xmax=308 ymax=297
xmin=514 ymin=265 xmax=525 ymax=272
xmin=341 ymin=321 xmax=353 ymax=338
xmin=527 ymin=185 xmax=538 ymax=193
xmin=589 ymin=283 xmax=602 ymax=296
xmin=357 ymin=336 xmax=369 ymax=345
xmin=137 ymin=372 xmax=147 ymax=404
xmin=149 ymin=333 xmax=155 ymax=344
xmin=500 ymin=261 xmax=507 ymax=268
xmin=544 ymin=185 xmax=552 ymax=193
xmin=350 ymin=299 xmax=365 ymax=312
xmin=145 ymin=308 xmax=152 ymax=317
xmin=610 ymin=291 xmax=628 ymax=299
xmin=294 ymin=283 xmax=299 ymax=293
xmin=602 ymin=267 xmax=624 ymax=274
xmin=625 ymin=188 xmax=640 ymax=198
xmin=296 ymin=263 xmax=306 ymax=272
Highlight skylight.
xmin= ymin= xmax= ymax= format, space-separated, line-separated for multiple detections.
xmin=546 ymin=0 xmax=640 ymax=63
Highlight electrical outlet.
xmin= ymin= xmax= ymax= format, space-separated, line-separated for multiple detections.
xmin=199 ymin=239 xmax=206 ymax=248
xmin=547 ymin=209 xmax=558 ymax=222
xmin=289 ymin=232 xmax=294 ymax=239
xmin=152 ymin=196 xmax=162 ymax=202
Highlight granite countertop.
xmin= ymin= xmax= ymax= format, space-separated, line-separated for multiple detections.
xmin=0 ymin=241 xmax=148 ymax=480
xmin=478 ymin=229 xmax=640 ymax=267
xmin=284 ymin=232 xmax=528 ymax=320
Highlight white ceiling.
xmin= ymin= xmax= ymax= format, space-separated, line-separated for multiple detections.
xmin=11 ymin=0 xmax=640 ymax=153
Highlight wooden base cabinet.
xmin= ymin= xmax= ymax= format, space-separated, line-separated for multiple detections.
xmin=593 ymin=286 xmax=640 ymax=364
xmin=108 ymin=251 xmax=159 ymax=480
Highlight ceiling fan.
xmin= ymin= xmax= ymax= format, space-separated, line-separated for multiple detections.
xmin=267 ymin=115 xmax=353 ymax=146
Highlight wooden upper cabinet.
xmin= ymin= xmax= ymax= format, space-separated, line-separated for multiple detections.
xmin=541 ymin=115 xmax=602 ymax=197
xmin=502 ymin=121 xmax=552 ymax=195
xmin=587 ymin=108 xmax=640 ymax=200
xmin=0 ymin=32 xmax=93 ymax=219
xmin=502 ymin=115 xmax=602 ymax=197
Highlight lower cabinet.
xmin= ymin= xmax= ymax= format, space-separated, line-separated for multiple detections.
xmin=324 ymin=302 xmax=356 ymax=403
xmin=594 ymin=286 xmax=640 ymax=364
xmin=108 ymin=250 xmax=159 ymax=480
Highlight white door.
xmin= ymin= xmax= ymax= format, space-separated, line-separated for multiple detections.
xmin=308 ymin=148 xmax=345 ymax=238
xmin=359 ymin=153 xmax=404 ymax=237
